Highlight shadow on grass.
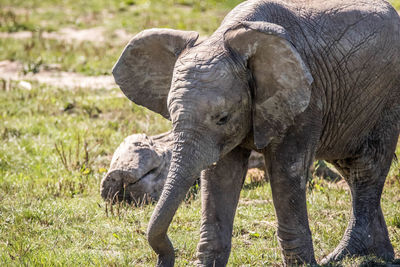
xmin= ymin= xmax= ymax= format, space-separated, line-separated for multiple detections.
xmin=358 ymin=257 xmax=400 ymax=267
xmin=243 ymin=180 xmax=266 ymax=191
xmin=319 ymin=256 xmax=400 ymax=267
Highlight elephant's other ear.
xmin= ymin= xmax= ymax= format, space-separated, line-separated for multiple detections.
xmin=225 ymin=21 xmax=313 ymax=149
xmin=112 ymin=29 xmax=199 ymax=119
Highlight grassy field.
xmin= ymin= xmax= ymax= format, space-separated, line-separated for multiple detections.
xmin=1 ymin=0 xmax=400 ymax=266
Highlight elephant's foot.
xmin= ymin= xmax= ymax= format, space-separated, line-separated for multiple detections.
xmin=196 ymin=231 xmax=231 ymax=267
xmin=321 ymin=214 xmax=394 ymax=265
xmin=276 ymin=226 xmax=316 ymax=265
xmin=196 ymin=250 xmax=230 ymax=267
xmin=279 ymin=237 xmax=316 ymax=266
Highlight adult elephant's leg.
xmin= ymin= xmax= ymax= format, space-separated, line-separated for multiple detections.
xmin=196 ymin=147 xmax=251 ymax=267
xmin=322 ymin=119 xmax=398 ymax=264
xmin=264 ymin=122 xmax=319 ymax=265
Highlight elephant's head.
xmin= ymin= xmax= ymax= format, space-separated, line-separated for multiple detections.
xmin=100 ymin=132 xmax=173 ymax=204
xmin=112 ymin=22 xmax=313 ymax=265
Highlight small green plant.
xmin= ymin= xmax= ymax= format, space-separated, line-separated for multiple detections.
xmin=22 ymin=57 xmax=43 ymax=74
xmin=0 ymin=9 xmax=35 ymax=32
xmin=54 ymin=135 xmax=93 ymax=172
xmin=185 ymin=181 xmax=200 ymax=203
xmin=392 ymin=215 xmax=400 ymax=228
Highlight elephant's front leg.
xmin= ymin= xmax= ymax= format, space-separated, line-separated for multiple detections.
xmin=265 ymin=130 xmax=318 ymax=265
xmin=196 ymin=147 xmax=251 ymax=267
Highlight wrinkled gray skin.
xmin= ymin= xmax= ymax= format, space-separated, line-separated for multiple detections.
xmin=100 ymin=131 xmax=339 ymax=204
xmin=100 ymin=131 xmax=174 ymax=204
xmin=112 ymin=0 xmax=400 ymax=265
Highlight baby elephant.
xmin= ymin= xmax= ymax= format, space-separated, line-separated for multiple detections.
xmin=100 ymin=131 xmax=173 ymax=204
xmin=112 ymin=0 xmax=400 ymax=266
xmin=100 ymin=131 xmax=270 ymax=204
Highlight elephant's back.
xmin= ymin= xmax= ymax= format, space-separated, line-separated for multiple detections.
xmin=249 ymin=0 xmax=400 ymax=158
xmin=219 ymin=0 xmax=400 ymax=158
xmin=298 ymin=1 xmax=400 ymax=158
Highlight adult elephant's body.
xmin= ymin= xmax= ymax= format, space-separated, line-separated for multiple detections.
xmin=222 ymin=0 xmax=399 ymax=160
xmin=112 ymin=0 xmax=400 ymax=266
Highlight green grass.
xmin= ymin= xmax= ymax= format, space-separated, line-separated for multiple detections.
xmin=0 ymin=0 xmax=399 ymax=76
xmin=0 ymin=81 xmax=399 ymax=266
xmin=0 ymin=0 xmax=243 ymax=76
xmin=0 ymin=0 xmax=400 ymax=266
xmin=0 ymin=0 xmax=243 ymax=34
xmin=0 ymin=81 xmax=169 ymax=265
xmin=1 ymin=0 xmax=398 ymax=34
xmin=391 ymin=0 xmax=400 ymax=10
xmin=0 ymin=36 xmax=120 ymax=76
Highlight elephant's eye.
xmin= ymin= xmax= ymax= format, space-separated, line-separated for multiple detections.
xmin=216 ymin=113 xmax=230 ymax=125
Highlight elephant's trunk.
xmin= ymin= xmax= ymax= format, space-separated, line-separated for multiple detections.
xmin=147 ymin=130 xmax=217 ymax=266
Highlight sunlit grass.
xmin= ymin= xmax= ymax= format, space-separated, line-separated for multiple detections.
xmin=0 ymin=0 xmax=399 ymax=266
xmin=0 ymin=80 xmax=399 ymax=266
xmin=0 ymin=0 xmax=243 ymax=34
xmin=391 ymin=0 xmax=400 ymax=10
xmin=1 ymin=0 xmax=399 ymax=76
xmin=0 ymin=36 xmax=120 ymax=76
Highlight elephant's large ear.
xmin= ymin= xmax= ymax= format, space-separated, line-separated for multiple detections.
xmin=225 ymin=21 xmax=313 ymax=149
xmin=112 ymin=29 xmax=199 ymax=119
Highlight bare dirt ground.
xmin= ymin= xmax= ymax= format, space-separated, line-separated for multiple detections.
xmin=0 ymin=26 xmax=132 ymax=44
xmin=0 ymin=25 xmax=207 ymax=91
xmin=0 ymin=60 xmax=116 ymax=90
xmin=0 ymin=26 xmax=134 ymax=90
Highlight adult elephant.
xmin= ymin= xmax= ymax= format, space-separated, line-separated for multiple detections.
xmin=112 ymin=0 xmax=400 ymax=265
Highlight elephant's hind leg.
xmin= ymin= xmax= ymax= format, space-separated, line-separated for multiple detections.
xmin=322 ymin=119 xmax=398 ymax=264
xmin=196 ymin=147 xmax=251 ymax=267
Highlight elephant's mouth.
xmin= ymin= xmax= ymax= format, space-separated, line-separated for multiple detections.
xmin=102 ymin=162 xmax=165 ymax=205
xmin=123 ymin=168 xmax=161 ymax=203
xmin=120 ymin=167 xmax=158 ymax=189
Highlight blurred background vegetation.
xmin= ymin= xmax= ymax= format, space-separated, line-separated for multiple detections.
xmin=0 ymin=0 xmax=399 ymax=266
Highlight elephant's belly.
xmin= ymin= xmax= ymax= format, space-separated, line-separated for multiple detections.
xmin=309 ymin=49 xmax=399 ymax=160
xmin=314 ymin=93 xmax=385 ymax=160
